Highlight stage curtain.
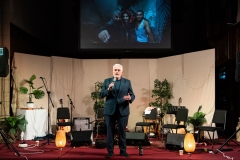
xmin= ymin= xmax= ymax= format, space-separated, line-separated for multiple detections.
xmin=13 ymin=49 xmax=215 ymax=138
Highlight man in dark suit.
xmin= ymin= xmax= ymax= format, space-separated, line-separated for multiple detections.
xmin=100 ymin=64 xmax=135 ymax=158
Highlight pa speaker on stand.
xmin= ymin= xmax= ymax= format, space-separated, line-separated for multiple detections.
xmin=0 ymin=47 xmax=9 ymax=77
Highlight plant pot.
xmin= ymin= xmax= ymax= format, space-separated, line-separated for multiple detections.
xmin=27 ymin=102 xmax=34 ymax=108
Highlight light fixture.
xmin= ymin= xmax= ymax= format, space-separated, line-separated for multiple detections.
xmin=55 ymin=130 xmax=66 ymax=150
xmin=184 ymin=133 xmax=196 ymax=153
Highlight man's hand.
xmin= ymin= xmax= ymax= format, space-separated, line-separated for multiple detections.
xmin=108 ymin=82 xmax=114 ymax=91
xmin=123 ymin=93 xmax=131 ymax=101
xmin=98 ymin=30 xmax=111 ymax=43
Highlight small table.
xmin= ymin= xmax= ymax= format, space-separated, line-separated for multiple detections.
xmin=17 ymin=109 xmax=48 ymax=140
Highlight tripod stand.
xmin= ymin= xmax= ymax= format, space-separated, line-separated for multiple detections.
xmin=0 ymin=129 xmax=20 ymax=156
xmin=40 ymin=77 xmax=54 ymax=146
xmin=214 ymin=128 xmax=240 ymax=154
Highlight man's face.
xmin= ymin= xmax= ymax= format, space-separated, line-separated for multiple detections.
xmin=122 ymin=13 xmax=129 ymax=23
xmin=136 ymin=11 xmax=144 ymax=21
xmin=113 ymin=14 xmax=121 ymax=22
xmin=113 ymin=66 xmax=122 ymax=79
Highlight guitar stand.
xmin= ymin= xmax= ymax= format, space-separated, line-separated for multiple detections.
xmin=214 ymin=128 xmax=240 ymax=154
xmin=0 ymin=129 xmax=20 ymax=156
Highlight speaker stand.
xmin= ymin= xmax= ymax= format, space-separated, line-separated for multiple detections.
xmin=0 ymin=129 xmax=20 ymax=156
xmin=214 ymin=128 xmax=240 ymax=154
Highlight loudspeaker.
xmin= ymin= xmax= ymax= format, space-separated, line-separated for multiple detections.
xmin=95 ymin=139 xmax=106 ymax=148
xmin=165 ymin=133 xmax=185 ymax=150
xmin=73 ymin=117 xmax=91 ymax=131
xmin=236 ymin=51 xmax=240 ymax=82
xmin=0 ymin=47 xmax=9 ymax=77
xmin=71 ymin=130 xmax=92 ymax=147
xmin=126 ymin=132 xmax=149 ymax=146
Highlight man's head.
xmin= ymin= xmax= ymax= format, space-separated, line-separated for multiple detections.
xmin=113 ymin=64 xmax=123 ymax=79
xmin=112 ymin=10 xmax=121 ymax=22
xmin=136 ymin=10 xmax=144 ymax=21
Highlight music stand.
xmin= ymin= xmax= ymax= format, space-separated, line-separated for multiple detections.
xmin=0 ymin=129 xmax=20 ymax=156
xmin=40 ymin=77 xmax=54 ymax=146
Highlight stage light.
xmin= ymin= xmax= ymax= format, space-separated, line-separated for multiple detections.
xmin=184 ymin=133 xmax=196 ymax=153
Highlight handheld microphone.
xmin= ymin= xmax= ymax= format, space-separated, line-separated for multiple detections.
xmin=111 ymin=77 xmax=116 ymax=89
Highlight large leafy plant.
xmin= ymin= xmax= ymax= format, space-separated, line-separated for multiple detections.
xmin=1 ymin=114 xmax=28 ymax=136
xmin=187 ymin=105 xmax=207 ymax=126
xmin=149 ymin=79 xmax=173 ymax=113
xmin=91 ymin=81 xmax=105 ymax=114
xmin=19 ymin=74 xmax=45 ymax=102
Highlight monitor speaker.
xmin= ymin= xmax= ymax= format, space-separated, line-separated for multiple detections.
xmin=165 ymin=133 xmax=185 ymax=150
xmin=0 ymin=47 xmax=9 ymax=77
xmin=71 ymin=130 xmax=92 ymax=147
xmin=126 ymin=132 xmax=149 ymax=146
xmin=73 ymin=117 xmax=91 ymax=131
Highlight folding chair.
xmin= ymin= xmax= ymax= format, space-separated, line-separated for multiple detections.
xmin=135 ymin=108 xmax=158 ymax=138
xmin=161 ymin=108 xmax=188 ymax=142
xmin=94 ymin=108 xmax=106 ymax=138
xmin=56 ymin=107 xmax=72 ymax=133
xmin=195 ymin=110 xmax=228 ymax=150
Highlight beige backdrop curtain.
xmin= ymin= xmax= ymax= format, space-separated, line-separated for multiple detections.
xmin=13 ymin=49 xmax=215 ymax=136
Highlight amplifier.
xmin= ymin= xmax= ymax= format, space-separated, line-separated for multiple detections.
xmin=73 ymin=117 xmax=91 ymax=131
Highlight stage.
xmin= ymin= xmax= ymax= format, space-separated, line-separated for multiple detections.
xmin=0 ymin=135 xmax=239 ymax=160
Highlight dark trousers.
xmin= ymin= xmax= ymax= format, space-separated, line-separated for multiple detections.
xmin=105 ymin=108 xmax=128 ymax=154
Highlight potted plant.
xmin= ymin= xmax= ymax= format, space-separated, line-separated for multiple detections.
xmin=149 ymin=79 xmax=173 ymax=114
xmin=91 ymin=81 xmax=105 ymax=115
xmin=187 ymin=105 xmax=207 ymax=127
xmin=0 ymin=114 xmax=28 ymax=141
xmin=19 ymin=74 xmax=45 ymax=107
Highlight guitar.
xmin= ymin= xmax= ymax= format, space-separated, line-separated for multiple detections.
xmin=178 ymin=97 xmax=182 ymax=108
xmin=58 ymin=99 xmax=71 ymax=133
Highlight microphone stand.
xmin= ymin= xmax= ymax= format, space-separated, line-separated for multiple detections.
xmin=67 ymin=95 xmax=75 ymax=131
xmin=0 ymin=129 xmax=20 ymax=156
xmin=40 ymin=78 xmax=54 ymax=146
xmin=214 ymin=127 xmax=240 ymax=154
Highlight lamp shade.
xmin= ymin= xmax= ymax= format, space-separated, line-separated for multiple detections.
xmin=55 ymin=130 xmax=66 ymax=149
xmin=184 ymin=133 xmax=196 ymax=153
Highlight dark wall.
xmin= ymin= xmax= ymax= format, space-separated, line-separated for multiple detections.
xmin=10 ymin=0 xmax=215 ymax=59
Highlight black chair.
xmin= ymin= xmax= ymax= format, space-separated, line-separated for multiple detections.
xmin=161 ymin=108 xmax=188 ymax=142
xmin=94 ymin=108 xmax=106 ymax=138
xmin=56 ymin=107 xmax=72 ymax=133
xmin=195 ymin=110 xmax=228 ymax=150
xmin=135 ymin=108 xmax=158 ymax=138
xmin=96 ymin=107 xmax=105 ymax=120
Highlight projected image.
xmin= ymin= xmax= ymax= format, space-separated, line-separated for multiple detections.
xmin=80 ymin=0 xmax=171 ymax=50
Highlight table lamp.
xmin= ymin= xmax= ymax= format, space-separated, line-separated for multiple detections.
xmin=184 ymin=133 xmax=196 ymax=153
xmin=55 ymin=130 xmax=66 ymax=150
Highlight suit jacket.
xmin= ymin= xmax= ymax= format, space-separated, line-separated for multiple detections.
xmin=100 ymin=77 xmax=135 ymax=116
